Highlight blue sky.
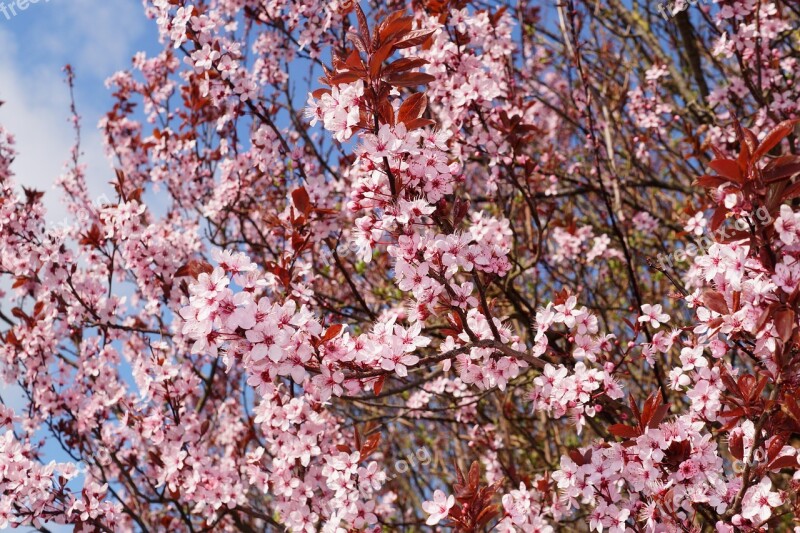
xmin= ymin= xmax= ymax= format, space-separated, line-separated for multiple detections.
xmin=0 ymin=0 xmax=160 ymax=220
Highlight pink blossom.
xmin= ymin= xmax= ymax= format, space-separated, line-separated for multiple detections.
xmin=422 ymin=490 xmax=455 ymax=526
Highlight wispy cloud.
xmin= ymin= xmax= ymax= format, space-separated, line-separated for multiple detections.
xmin=0 ymin=0 xmax=155 ymax=220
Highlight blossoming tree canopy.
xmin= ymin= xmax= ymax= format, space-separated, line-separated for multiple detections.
xmin=3 ymin=0 xmax=800 ymax=530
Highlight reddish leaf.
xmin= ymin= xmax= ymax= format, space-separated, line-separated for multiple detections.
xmin=397 ymin=93 xmax=427 ymax=124
xmin=608 ymin=424 xmax=640 ymax=439
xmin=752 ymin=376 xmax=768 ymax=402
xmin=292 ymin=187 xmax=312 ymax=216
xmin=321 ymin=324 xmax=344 ymax=343
xmin=393 ymin=28 xmax=436 ymax=49
xmin=379 ymin=14 xmax=414 ymax=43
xmin=175 ymin=259 xmax=214 ymax=279
xmin=346 ymin=32 xmax=368 ymax=54
xmin=4 ymin=330 xmax=19 ymax=347
xmin=708 ymin=159 xmax=742 ymax=184
xmin=377 ymin=98 xmax=395 ymax=126
xmin=568 ymin=449 xmax=586 ymax=466
xmin=648 ymin=402 xmax=671 ymax=428
xmin=766 ymin=434 xmax=788 ymax=462
xmin=768 ymin=455 xmax=798 ymax=471
xmin=369 ymin=42 xmax=394 ymax=78
xmin=329 ymin=71 xmax=362 ymax=85
xmin=360 ymin=433 xmax=381 ymax=459
xmin=743 ymin=128 xmax=759 ymax=155
xmin=628 ymin=393 xmax=641 ymax=424
xmin=719 ymin=366 xmax=739 ymax=394
xmin=762 ymin=154 xmax=800 ymax=182
xmin=354 ymin=4 xmax=372 ymax=51
xmin=709 ymin=206 xmax=728 ymax=232
xmin=774 ymin=308 xmax=795 ymax=343
xmin=385 ymin=71 xmax=436 ymax=87
xmin=731 ymin=118 xmax=754 ymax=168
xmin=468 ymin=461 xmax=480 ymax=489
xmin=373 ymin=375 xmax=386 ymax=395
xmin=382 ymin=57 xmax=428 ymax=76
xmin=753 ymin=119 xmax=798 ymax=162
xmin=694 ymin=174 xmax=730 ymax=189
xmin=755 ymin=302 xmax=779 ymax=333
xmin=729 ymin=432 xmax=744 ymax=461
xmin=404 ymin=118 xmax=436 ymax=131
xmin=11 ymin=307 xmax=31 ymax=327
xmin=475 ymin=504 xmax=501 ymax=527
xmin=783 ymin=398 xmax=800 ymax=425
xmin=737 ymin=375 xmax=756 ymax=402
xmin=782 ymin=180 xmax=800 ymax=202
xmin=702 ymin=290 xmax=729 ymax=315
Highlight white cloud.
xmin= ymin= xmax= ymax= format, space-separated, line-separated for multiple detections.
xmin=0 ymin=29 xmax=72 ymax=220
xmin=0 ymin=0 xmax=150 ymax=221
xmin=35 ymin=0 xmax=148 ymax=79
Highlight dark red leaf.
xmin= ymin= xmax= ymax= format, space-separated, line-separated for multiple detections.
xmin=376 ymin=10 xmax=404 ymax=36
xmin=762 ymin=154 xmax=800 ymax=182
xmin=628 ymin=393 xmax=641 ymax=424
xmin=694 ymin=174 xmax=730 ymax=189
xmin=708 ymin=159 xmax=742 ymax=184
xmin=608 ymin=424 xmax=640 ymax=439
xmin=709 ymin=206 xmax=728 ymax=232
xmin=346 ymin=31 xmax=368 ymax=54
xmin=767 ymin=455 xmax=798 ymax=471
xmin=404 ymin=118 xmax=436 ymax=131
xmin=766 ymin=434 xmax=788 ymax=462
xmin=175 ymin=259 xmax=214 ymax=279
xmin=397 ymin=92 xmax=427 ymax=124
xmin=782 ymin=180 xmax=800 ymax=202
xmin=753 ymin=119 xmax=799 ymax=162
xmin=321 ymin=324 xmax=344 ymax=343
xmin=755 ymin=303 xmax=779 ymax=333
xmin=292 ymin=187 xmax=312 ymax=216
xmin=737 ymin=374 xmax=756 ymax=401
xmin=774 ymin=308 xmax=795 ymax=343
xmin=360 ymin=433 xmax=381 ymax=459
xmin=372 ymin=375 xmax=385 ymax=396
xmin=648 ymin=403 xmax=671 ymax=428
xmin=385 ymin=71 xmax=436 ymax=87
xmin=729 ymin=432 xmax=744 ymax=461
xmin=329 ymin=71 xmax=362 ymax=85
xmin=370 ymin=42 xmax=394 ymax=78
xmin=382 ymin=57 xmax=428 ymax=76
xmin=702 ymin=290 xmax=729 ymax=315
xmin=393 ymin=28 xmax=436 ymax=49
xmin=379 ymin=14 xmax=414 ymax=43
xmin=354 ymin=4 xmax=371 ymax=51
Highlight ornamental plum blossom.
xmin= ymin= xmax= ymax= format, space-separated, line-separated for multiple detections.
xmin=1 ymin=0 xmax=800 ymax=531
xmin=422 ymin=490 xmax=455 ymax=526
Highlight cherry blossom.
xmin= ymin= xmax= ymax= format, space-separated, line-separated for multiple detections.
xmin=422 ymin=490 xmax=455 ymax=526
